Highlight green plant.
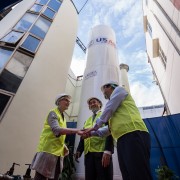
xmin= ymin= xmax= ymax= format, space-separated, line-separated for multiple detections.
xmin=59 ymin=145 xmax=76 ymax=180
xmin=155 ymin=165 xmax=179 ymax=180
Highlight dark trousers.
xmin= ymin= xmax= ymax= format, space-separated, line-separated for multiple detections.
xmin=85 ymin=152 xmax=113 ymax=180
xmin=34 ymin=157 xmax=60 ymax=180
xmin=117 ymin=131 xmax=152 ymax=180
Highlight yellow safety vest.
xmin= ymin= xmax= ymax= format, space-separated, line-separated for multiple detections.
xmin=109 ymin=94 xmax=148 ymax=140
xmin=84 ymin=111 xmax=106 ymax=155
xmin=37 ymin=107 xmax=66 ymax=156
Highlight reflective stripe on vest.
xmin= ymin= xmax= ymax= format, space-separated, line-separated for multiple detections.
xmin=84 ymin=111 xmax=106 ymax=155
xmin=109 ymin=94 xmax=148 ymax=140
xmin=37 ymin=107 xmax=66 ymax=156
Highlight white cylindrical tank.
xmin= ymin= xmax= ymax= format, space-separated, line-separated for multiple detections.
xmin=74 ymin=25 xmax=122 ymax=180
xmin=120 ymin=63 xmax=130 ymax=92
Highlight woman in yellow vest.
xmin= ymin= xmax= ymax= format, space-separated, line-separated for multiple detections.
xmin=82 ymin=81 xmax=152 ymax=180
xmin=74 ymin=97 xmax=114 ymax=180
xmin=31 ymin=93 xmax=80 ymax=180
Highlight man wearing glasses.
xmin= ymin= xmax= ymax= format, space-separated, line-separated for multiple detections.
xmin=81 ymin=81 xmax=152 ymax=180
xmin=31 ymin=93 xmax=80 ymax=180
xmin=74 ymin=97 xmax=114 ymax=180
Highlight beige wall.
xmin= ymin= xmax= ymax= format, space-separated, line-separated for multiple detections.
xmin=143 ymin=0 xmax=180 ymax=114
xmin=0 ymin=0 xmax=78 ymax=175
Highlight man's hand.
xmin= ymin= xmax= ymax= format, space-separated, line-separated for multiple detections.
xmin=77 ymin=129 xmax=85 ymax=136
xmin=83 ymin=127 xmax=94 ymax=134
xmin=74 ymin=151 xmax=81 ymax=163
xmin=77 ymin=128 xmax=94 ymax=139
xmin=102 ymin=153 xmax=111 ymax=167
xmin=64 ymin=145 xmax=69 ymax=157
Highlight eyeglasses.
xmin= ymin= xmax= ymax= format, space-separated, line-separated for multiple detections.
xmin=89 ymin=99 xmax=100 ymax=106
xmin=61 ymin=98 xmax=71 ymax=103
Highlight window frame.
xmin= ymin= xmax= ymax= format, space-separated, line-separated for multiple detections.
xmin=29 ymin=15 xmax=52 ymax=39
xmin=0 ymin=89 xmax=14 ymax=122
xmin=13 ymin=12 xmax=39 ymax=33
xmin=5 ymin=51 xmax=34 ymax=79
xmin=0 ymin=30 xmax=25 ymax=46
xmin=159 ymin=46 xmax=167 ymax=69
xmin=0 ymin=46 xmax=15 ymax=74
xmin=42 ymin=6 xmax=56 ymax=20
xmin=19 ymin=33 xmax=42 ymax=54
xmin=35 ymin=0 xmax=49 ymax=6
xmin=47 ymin=0 xmax=62 ymax=12
xmin=147 ymin=21 xmax=152 ymax=37
xmin=28 ymin=3 xmax=44 ymax=14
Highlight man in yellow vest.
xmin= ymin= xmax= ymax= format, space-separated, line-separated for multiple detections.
xmin=31 ymin=93 xmax=80 ymax=180
xmin=82 ymin=81 xmax=152 ymax=180
xmin=75 ymin=97 xmax=114 ymax=180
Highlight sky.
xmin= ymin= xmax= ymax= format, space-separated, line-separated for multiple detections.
xmin=70 ymin=0 xmax=164 ymax=107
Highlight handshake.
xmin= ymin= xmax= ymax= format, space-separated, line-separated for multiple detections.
xmin=76 ymin=128 xmax=95 ymax=139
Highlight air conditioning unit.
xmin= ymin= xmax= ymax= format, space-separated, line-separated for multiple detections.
xmin=143 ymin=16 xmax=147 ymax=32
xmin=152 ymin=38 xmax=159 ymax=57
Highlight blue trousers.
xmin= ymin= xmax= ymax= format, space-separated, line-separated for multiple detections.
xmin=117 ymin=131 xmax=152 ymax=180
xmin=85 ymin=152 xmax=113 ymax=180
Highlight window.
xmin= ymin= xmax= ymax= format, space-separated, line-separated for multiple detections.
xmin=29 ymin=16 xmax=51 ymax=39
xmin=159 ymin=46 xmax=167 ymax=68
xmin=0 ymin=48 xmax=14 ymax=71
xmin=30 ymin=4 xmax=44 ymax=13
xmin=36 ymin=0 xmax=49 ymax=5
xmin=147 ymin=21 xmax=152 ymax=37
xmin=0 ymin=31 xmax=24 ymax=45
xmin=13 ymin=13 xmax=38 ymax=32
xmin=48 ymin=0 xmax=61 ymax=12
xmin=20 ymin=34 xmax=41 ymax=54
xmin=5 ymin=51 xmax=33 ymax=78
xmin=42 ymin=7 xmax=56 ymax=20
xmin=0 ymin=0 xmax=64 ymax=120
xmin=0 ymin=69 xmax=22 ymax=93
xmin=0 ymin=91 xmax=14 ymax=120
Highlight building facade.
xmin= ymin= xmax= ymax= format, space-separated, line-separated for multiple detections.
xmin=142 ymin=0 xmax=180 ymax=114
xmin=0 ymin=0 xmax=174 ymax=177
xmin=0 ymin=0 xmax=78 ymax=175
xmin=138 ymin=104 xmax=164 ymax=119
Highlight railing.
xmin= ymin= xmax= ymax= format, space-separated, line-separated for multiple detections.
xmin=0 ymin=163 xmax=32 ymax=180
